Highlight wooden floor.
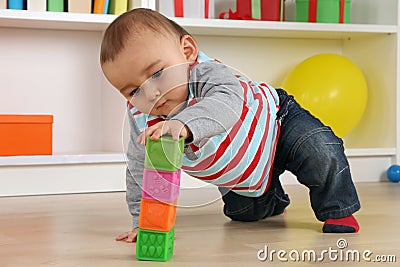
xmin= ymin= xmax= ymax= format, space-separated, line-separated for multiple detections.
xmin=0 ymin=182 xmax=399 ymax=266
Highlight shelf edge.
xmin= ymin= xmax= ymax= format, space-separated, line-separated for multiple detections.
xmin=0 ymin=10 xmax=397 ymax=36
xmin=0 ymin=153 xmax=126 ymax=166
xmin=345 ymin=148 xmax=397 ymax=157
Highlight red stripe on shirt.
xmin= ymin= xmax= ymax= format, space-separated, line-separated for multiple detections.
xmin=147 ymin=118 xmax=165 ymax=127
xmin=201 ymin=83 xmax=271 ymax=185
xmin=182 ymin=80 xmax=249 ymax=171
xmin=191 ymin=91 xmax=262 ymax=181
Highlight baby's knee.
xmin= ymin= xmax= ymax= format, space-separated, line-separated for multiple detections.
xmin=293 ymin=130 xmax=350 ymax=185
xmin=304 ymin=127 xmax=346 ymax=165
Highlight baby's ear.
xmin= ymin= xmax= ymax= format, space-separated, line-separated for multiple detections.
xmin=181 ymin=35 xmax=198 ymax=62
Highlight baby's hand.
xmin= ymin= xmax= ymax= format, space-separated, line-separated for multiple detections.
xmin=115 ymin=228 xmax=138 ymax=243
xmin=137 ymin=120 xmax=191 ymax=145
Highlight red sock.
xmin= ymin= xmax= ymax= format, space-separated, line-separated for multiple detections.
xmin=323 ymin=215 xmax=359 ymax=233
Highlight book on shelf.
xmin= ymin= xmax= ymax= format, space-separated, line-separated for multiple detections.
xmin=158 ymin=0 xmax=215 ymax=19
xmin=47 ymin=0 xmax=64 ymax=12
xmin=0 ymin=0 xmax=7 ymax=9
xmin=93 ymin=0 xmax=104 ymax=13
xmin=104 ymin=0 xmax=109 ymax=14
xmin=7 ymin=0 xmax=24 ymax=10
xmin=147 ymin=0 xmax=155 ymax=9
xmin=108 ymin=0 xmax=127 ymax=15
xmin=68 ymin=0 xmax=91 ymax=13
xmin=94 ymin=0 xmax=110 ymax=14
xmin=128 ymin=0 xmax=140 ymax=10
xmin=128 ymin=0 xmax=154 ymax=10
xmin=27 ymin=0 xmax=46 ymax=11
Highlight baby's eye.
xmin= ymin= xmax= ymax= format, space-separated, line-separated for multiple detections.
xmin=129 ymin=87 xmax=141 ymax=97
xmin=151 ymin=69 xmax=163 ymax=79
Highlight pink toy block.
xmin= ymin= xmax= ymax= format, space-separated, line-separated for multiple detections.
xmin=142 ymin=168 xmax=181 ymax=203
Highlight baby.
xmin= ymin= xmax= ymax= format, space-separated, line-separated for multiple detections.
xmin=100 ymin=8 xmax=361 ymax=242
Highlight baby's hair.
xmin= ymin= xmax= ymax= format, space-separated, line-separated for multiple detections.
xmin=100 ymin=8 xmax=190 ymax=64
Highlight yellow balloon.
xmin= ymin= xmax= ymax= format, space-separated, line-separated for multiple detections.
xmin=282 ymin=54 xmax=368 ymax=138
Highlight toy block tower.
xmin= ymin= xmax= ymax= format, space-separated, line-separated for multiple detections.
xmin=136 ymin=135 xmax=184 ymax=262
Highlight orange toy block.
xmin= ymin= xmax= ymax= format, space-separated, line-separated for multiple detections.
xmin=139 ymin=198 xmax=177 ymax=232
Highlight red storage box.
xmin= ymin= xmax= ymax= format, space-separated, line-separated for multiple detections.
xmin=0 ymin=115 xmax=53 ymax=156
xmin=237 ymin=0 xmax=285 ymax=21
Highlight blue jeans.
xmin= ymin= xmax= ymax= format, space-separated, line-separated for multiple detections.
xmin=218 ymin=89 xmax=361 ymax=222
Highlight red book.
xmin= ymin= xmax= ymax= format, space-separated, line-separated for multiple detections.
xmin=174 ymin=0 xmax=183 ymax=17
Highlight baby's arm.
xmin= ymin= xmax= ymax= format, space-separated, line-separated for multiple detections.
xmin=173 ymin=60 xmax=245 ymax=143
xmin=117 ymin=107 xmax=145 ymax=243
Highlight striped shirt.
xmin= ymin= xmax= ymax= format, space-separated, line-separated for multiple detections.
xmin=130 ymin=52 xmax=280 ymax=197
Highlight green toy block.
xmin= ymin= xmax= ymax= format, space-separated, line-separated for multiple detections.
xmin=144 ymin=135 xmax=184 ymax=172
xmin=136 ymin=228 xmax=175 ymax=262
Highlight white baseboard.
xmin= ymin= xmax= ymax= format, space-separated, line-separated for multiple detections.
xmin=0 ymin=155 xmax=394 ymax=197
xmin=0 ymin=163 xmax=126 ymax=197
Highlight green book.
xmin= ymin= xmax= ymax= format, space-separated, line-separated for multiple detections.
xmin=108 ymin=0 xmax=128 ymax=15
xmin=47 ymin=0 xmax=64 ymax=12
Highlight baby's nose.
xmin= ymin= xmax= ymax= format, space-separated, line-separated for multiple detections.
xmin=144 ymin=86 xmax=161 ymax=101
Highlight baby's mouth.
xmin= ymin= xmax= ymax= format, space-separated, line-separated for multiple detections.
xmin=156 ymin=100 xmax=167 ymax=109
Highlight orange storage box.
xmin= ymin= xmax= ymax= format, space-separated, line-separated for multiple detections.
xmin=0 ymin=115 xmax=53 ymax=156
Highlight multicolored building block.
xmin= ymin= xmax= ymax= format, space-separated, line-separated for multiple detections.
xmin=136 ymin=135 xmax=184 ymax=262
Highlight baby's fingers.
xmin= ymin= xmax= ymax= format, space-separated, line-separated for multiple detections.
xmin=115 ymin=231 xmax=130 ymax=241
xmin=136 ymin=132 xmax=146 ymax=145
xmin=125 ymin=232 xmax=138 ymax=243
xmin=150 ymin=127 xmax=167 ymax=140
xmin=170 ymin=126 xmax=182 ymax=141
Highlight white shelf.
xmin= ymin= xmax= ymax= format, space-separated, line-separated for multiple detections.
xmin=0 ymin=9 xmax=397 ymax=39
xmin=0 ymin=153 xmax=126 ymax=166
xmin=0 ymin=9 xmax=114 ymax=31
xmin=345 ymin=148 xmax=397 ymax=157
xmin=177 ymin=18 xmax=398 ymax=39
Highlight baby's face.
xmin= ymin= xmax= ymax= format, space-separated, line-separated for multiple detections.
xmin=102 ymin=30 xmax=194 ymax=116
